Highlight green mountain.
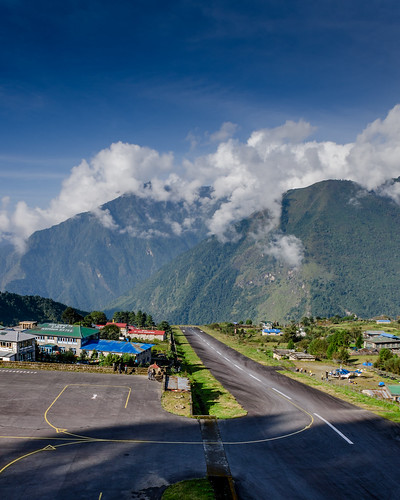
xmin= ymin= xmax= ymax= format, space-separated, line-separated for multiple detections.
xmin=0 ymin=191 xmax=215 ymax=311
xmin=106 ymin=180 xmax=400 ymax=323
xmin=0 ymin=291 xmax=82 ymax=327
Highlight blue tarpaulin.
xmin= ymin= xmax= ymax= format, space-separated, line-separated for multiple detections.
xmin=82 ymin=339 xmax=153 ymax=354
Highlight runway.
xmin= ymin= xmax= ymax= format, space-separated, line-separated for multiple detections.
xmin=183 ymin=326 xmax=400 ymax=500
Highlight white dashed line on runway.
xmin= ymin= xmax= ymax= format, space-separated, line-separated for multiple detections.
xmin=0 ymin=370 xmax=37 ymax=374
xmin=314 ymin=413 xmax=354 ymax=445
xmin=272 ymin=388 xmax=292 ymax=400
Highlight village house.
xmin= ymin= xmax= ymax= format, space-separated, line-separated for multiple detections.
xmin=81 ymin=338 xmax=153 ymax=364
xmin=288 ymin=352 xmax=316 ymax=361
xmin=104 ymin=322 xmax=129 ymax=335
xmin=18 ymin=321 xmax=38 ymax=330
xmin=128 ymin=327 xmax=166 ymax=341
xmin=30 ymin=323 xmax=100 ymax=355
xmin=0 ymin=328 xmax=36 ymax=361
xmin=273 ymin=349 xmax=294 ymax=360
xmin=262 ymin=328 xmax=282 ymax=336
xmin=364 ymin=335 xmax=400 ymax=352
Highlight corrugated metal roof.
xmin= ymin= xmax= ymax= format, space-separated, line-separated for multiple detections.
xmin=0 ymin=329 xmax=36 ymax=342
xmin=81 ymin=339 xmax=153 ymax=355
xmin=387 ymin=385 xmax=400 ymax=395
xmin=166 ymin=376 xmax=190 ymax=391
xmin=33 ymin=323 xmax=99 ymax=339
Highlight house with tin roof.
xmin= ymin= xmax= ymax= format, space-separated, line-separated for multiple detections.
xmin=128 ymin=327 xmax=166 ymax=341
xmin=81 ymin=339 xmax=153 ymax=364
xmin=0 ymin=329 xmax=36 ymax=361
xmin=364 ymin=335 xmax=400 ymax=352
xmin=30 ymin=323 xmax=100 ymax=355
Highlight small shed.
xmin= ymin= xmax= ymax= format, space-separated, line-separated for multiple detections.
xmin=289 ymin=352 xmax=316 ymax=361
xmin=273 ymin=349 xmax=294 ymax=360
xmin=387 ymin=385 xmax=400 ymax=401
xmin=165 ymin=375 xmax=190 ymax=392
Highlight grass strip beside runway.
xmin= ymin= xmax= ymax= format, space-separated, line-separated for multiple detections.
xmin=174 ymin=328 xmax=246 ymax=419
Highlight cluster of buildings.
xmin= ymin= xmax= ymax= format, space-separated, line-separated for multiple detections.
xmin=0 ymin=320 xmax=166 ymax=365
xmin=97 ymin=323 xmax=166 ymax=341
xmin=363 ymin=330 xmax=400 ymax=354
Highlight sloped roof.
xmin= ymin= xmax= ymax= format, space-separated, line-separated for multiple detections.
xmin=129 ymin=328 xmax=165 ymax=336
xmin=387 ymin=385 xmax=400 ymax=396
xmin=32 ymin=323 xmax=99 ymax=339
xmin=0 ymin=329 xmax=36 ymax=342
xmin=81 ymin=339 xmax=153 ymax=355
xmin=369 ymin=336 xmax=400 ymax=344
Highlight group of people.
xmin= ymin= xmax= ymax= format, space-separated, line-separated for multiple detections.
xmin=113 ymin=362 xmax=130 ymax=374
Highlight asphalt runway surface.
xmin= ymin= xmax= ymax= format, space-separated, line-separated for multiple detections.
xmin=2 ymin=331 xmax=400 ymax=500
xmin=182 ymin=326 xmax=400 ymax=500
xmin=0 ymin=369 xmax=205 ymax=500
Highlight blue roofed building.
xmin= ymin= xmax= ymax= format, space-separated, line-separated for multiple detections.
xmin=262 ymin=328 xmax=282 ymax=336
xmin=82 ymin=339 xmax=153 ymax=364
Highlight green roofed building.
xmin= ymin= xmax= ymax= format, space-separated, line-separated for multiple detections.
xmin=31 ymin=323 xmax=100 ymax=355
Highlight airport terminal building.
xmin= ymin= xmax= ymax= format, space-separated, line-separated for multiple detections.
xmin=31 ymin=323 xmax=153 ymax=363
xmin=31 ymin=323 xmax=100 ymax=355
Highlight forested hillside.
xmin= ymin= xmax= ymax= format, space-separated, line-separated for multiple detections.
xmin=107 ymin=180 xmax=400 ymax=323
xmin=0 ymin=291 xmax=79 ymax=326
xmin=0 ymin=190 xmax=215 ymax=310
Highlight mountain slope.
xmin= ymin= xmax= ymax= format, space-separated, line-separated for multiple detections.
xmin=0 ymin=291 xmax=82 ymax=327
xmin=0 ymin=191 xmax=215 ymax=310
xmin=106 ymin=180 xmax=400 ymax=323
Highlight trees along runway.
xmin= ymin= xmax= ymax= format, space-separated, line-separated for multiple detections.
xmin=182 ymin=326 xmax=400 ymax=500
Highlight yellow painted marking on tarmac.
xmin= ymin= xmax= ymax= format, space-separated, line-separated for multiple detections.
xmin=1 ymin=381 xmax=317 ymax=480
xmin=44 ymin=385 xmax=69 ymax=432
xmin=4 ymin=385 xmax=315 ymax=448
xmin=0 ymin=435 xmax=82 ymax=441
xmin=43 ymin=445 xmax=57 ymax=450
xmin=125 ymin=387 xmax=131 ymax=408
xmin=99 ymin=493 xmax=103 ymax=500
xmin=0 ymin=440 xmax=94 ymax=475
xmin=0 ymin=445 xmax=55 ymax=474
xmin=44 ymin=384 xmax=132 ymax=434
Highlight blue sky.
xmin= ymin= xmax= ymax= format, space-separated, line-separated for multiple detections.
xmin=1 ymin=0 xmax=400 ymax=242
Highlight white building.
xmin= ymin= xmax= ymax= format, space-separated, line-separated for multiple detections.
xmin=0 ymin=329 xmax=36 ymax=361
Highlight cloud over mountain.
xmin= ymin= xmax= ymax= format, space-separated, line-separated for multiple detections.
xmin=2 ymin=105 xmax=400 ymax=251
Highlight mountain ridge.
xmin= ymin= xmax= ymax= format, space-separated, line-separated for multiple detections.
xmin=0 ymin=191 xmax=216 ymax=310
xmin=106 ymin=179 xmax=400 ymax=323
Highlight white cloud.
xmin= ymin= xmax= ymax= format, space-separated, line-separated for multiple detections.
xmin=209 ymin=121 xmax=238 ymax=142
xmin=91 ymin=207 xmax=119 ymax=230
xmin=3 ymin=107 xmax=400 ymax=252
xmin=264 ymin=234 xmax=305 ymax=268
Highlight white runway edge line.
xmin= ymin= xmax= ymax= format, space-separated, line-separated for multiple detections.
xmin=314 ymin=413 xmax=354 ymax=445
xmin=271 ymin=388 xmax=292 ymax=400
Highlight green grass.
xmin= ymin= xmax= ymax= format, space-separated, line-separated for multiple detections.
xmin=201 ymin=325 xmax=400 ymax=423
xmin=284 ymin=370 xmax=400 ymax=422
xmin=174 ymin=328 xmax=246 ymax=418
xmin=200 ymin=325 xmax=286 ymax=367
xmin=161 ymin=390 xmax=192 ymax=418
xmin=162 ymin=478 xmax=215 ymax=500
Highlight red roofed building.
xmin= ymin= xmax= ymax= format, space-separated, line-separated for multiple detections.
xmin=104 ymin=322 xmax=129 ymax=335
xmin=128 ymin=327 xmax=166 ymax=341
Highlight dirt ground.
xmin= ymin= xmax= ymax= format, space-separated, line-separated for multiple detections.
xmin=294 ymin=356 xmax=400 ymax=390
xmin=290 ymin=355 xmax=400 ymax=392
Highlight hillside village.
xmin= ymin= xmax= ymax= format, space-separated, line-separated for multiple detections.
xmin=3 ymin=310 xmax=400 ymax=405
xmin=0 ymin=315 xmax=169 ymax=367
